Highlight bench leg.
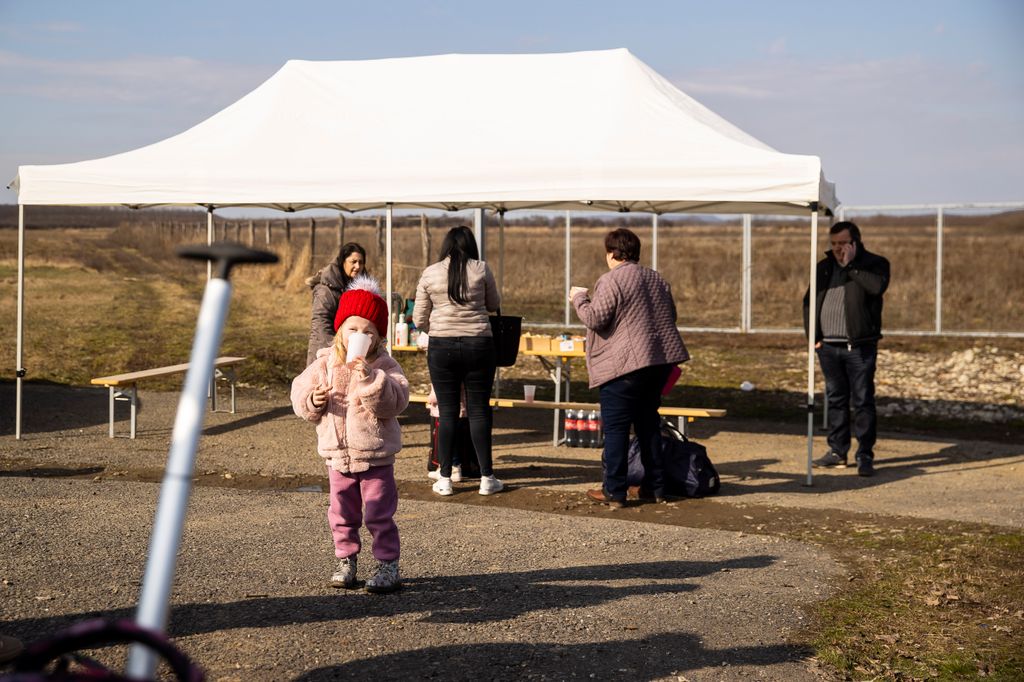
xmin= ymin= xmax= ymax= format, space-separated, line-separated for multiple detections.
xmin=677 ymin=416 xmax=689 ymax=437
xmin=108 ymin=386 xmax=115 ymax=438
xmin=129 ymin=384 xmax=137 ymax=440
xmin=552 ymin=363 xmax=562 ymax=447
xmin=212 ymin=367 xmax=237 ymax=414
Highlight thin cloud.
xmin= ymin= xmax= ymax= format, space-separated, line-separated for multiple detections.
xmin=37 ymin=21 xmax=82 ymax=33
xmin=0 ymin=50 xmax=270 ymax=105
xmin=676 ymin=81 xmax=773 ymax=99
xmin=766 ymin=37 xmax=787 ymax=55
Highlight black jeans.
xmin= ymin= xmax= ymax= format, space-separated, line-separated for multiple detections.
xmin=427 ymin=336 xmax=497 ymax=478
xmin=817 ymin=341 xmax=878 ymax=461
xmin=598 ymin=364 xmax=673 ymax=501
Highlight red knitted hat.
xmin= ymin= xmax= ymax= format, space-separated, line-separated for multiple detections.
xmin=334 ymin=275 xmax=389 ymax=336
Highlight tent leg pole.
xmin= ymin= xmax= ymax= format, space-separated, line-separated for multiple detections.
xmin=564 ymin=211 xmax=571 ymax=327
xmin=385 ymin=203 xmax=394 ymax=346
xmin=206 ymin=207 xmax=214 ymax=281
xmin=497 ymin=209 xmax=506 ymax=295
xmin=15 ymin=205 xmax=25 ymax=440
xmin=473 ymin=208 xmax=485 ymax=259
xmin=804 ymin=208 xmax=820 ymax=486
xmin=651 ymin=213 xmax=658 ymax=271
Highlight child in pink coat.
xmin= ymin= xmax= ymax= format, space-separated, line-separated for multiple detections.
xmin=291 ymin=276 xmax=410 ymax=593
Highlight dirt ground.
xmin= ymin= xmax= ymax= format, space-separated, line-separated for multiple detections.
xmin=2 ymin=382 xmax=1023 ymax=680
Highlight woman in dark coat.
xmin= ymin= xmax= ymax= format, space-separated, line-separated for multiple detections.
xmin=306 ymin=242 xmax=367 ymax=365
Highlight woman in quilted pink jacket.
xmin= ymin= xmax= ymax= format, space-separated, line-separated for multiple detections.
xmin=291 ymin=276 xmax=410 ymax=593
xmin=570 ymin=228 xmax=689 ymax=509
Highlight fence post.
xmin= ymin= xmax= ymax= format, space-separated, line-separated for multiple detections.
xmin=309 ymin=217 xmax=317 ymax=266
xmin=248 ymin=220 xmax=255 ymax=246
xmin=285 ymin=218 xmax=292 ymax=242
xmin=936 ymin=206 xmax=944 ymax=333
xmin=265 ymin=220 xmax=271 ymax=245
xmin=375 ymin=215 xmax=385 ymax=263
xmin=742 ymin=214 xmax=752 ymax=332
xmin=337 ymin=213 xmax=345 ymax=249
xmin=419 ymin=213 xmax=430 ymax=269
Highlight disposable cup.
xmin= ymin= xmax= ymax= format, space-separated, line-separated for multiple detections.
xmin=523 ymin=384 xmax=537 ymax=402
xmin=346 ymin=332 xmax=372 ymax=363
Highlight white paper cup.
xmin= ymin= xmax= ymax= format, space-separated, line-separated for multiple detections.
xmin=345 ymin=332 xmax=372 ymax=363
xmin=523 ymin=384 xmax=537 ymax=402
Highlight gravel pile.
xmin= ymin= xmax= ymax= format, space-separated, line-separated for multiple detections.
xmin=875 ymin=346 xmax=1024 ymax=422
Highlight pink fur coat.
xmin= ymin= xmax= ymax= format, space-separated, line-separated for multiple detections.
xmin=291 ymin=347 xmax=410 ymax=473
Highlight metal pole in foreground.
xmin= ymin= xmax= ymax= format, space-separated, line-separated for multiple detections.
xmin=126 ymin=244 xmax=276 ymax=679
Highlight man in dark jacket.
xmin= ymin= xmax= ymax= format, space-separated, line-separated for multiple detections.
xmin=803 ymin=220 xmax=890 ymax=477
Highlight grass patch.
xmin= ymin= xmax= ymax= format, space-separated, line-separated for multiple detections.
xmin=796 ymin=522 xmax=1024 ymax=680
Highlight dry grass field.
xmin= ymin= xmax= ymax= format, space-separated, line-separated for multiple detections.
xmin=1 ymin=210 xmax=1022 ymax=434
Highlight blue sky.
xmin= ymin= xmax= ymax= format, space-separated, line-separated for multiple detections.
xmin=2 ymin=0 xmax=1022 ymax=208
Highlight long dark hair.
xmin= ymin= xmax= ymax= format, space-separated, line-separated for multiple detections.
xmin=334 ymin=242 xmax=367 ymax=289
xmin=438 ymin=226 xmax=479 ymax=306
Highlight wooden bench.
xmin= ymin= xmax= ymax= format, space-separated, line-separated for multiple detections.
xmin=91 ymin=356 xmax=246 ymax=439
xmin=407 ymin=393 xmax=725 ymax=446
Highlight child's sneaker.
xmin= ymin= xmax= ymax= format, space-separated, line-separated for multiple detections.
xmin=330 ymin=555 xmax=360 ymax=589
xmin=428 ymin=469 xmax=441 ymax=481
xmin=479 ymin=474 xmax=504 ymax=495
xmin=365 ymin=559 xmax=401 ymax=594
xmin=432 ymin=477 xmax=453 ymax=496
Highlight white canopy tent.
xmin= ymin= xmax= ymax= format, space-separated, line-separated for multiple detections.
xmin=11 ymin=48 xmax=836 ymax=482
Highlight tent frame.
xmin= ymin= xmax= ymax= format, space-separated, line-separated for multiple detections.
xmin=13 ymin=201 xmax=828 ymax=486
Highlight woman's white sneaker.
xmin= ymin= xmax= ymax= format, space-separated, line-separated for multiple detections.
xmin=479 ymin=475 xmax=504 ymax=495
xmin=432 ymin=477 xmax=454 ymax=496
xmin=429 ymin=465 xmax=461 ymax=482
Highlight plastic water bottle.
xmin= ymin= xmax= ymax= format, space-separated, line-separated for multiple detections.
xmin=586 ymin=410 xmax=601 ymax=448
xmin=395 ymin=313 xmax=410 ymax=347
xmin=564 ymin=409 xmax=578 ymax=447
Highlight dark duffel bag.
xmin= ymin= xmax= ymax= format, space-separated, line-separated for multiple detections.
xmin=627 ymin=419 xmax=721 ymax=498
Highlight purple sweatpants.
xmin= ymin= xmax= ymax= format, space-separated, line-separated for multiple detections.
xmin=326 ymin=464 xmax=400 ymax=561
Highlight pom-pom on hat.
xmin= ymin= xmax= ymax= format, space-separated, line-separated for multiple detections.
xmin=334 ymin=275 xmax=389 ymax=336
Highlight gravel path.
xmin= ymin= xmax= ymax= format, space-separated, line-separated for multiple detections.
xmin=2 ymin=478 xmax=840 ymax=680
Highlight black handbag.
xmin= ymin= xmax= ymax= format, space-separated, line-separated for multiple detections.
xmin=489 ymin=308 xmax=522 ymax=367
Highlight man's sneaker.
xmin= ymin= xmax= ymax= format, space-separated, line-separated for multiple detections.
xmin=365 ymin=559 xmax=401 ymax=594
xmin=330 ymin=556 xmax=360 ymax=589
xmin=813 ymin=451 xmax=848 ymax=468
xmin=478 ymin=474 xmax=504 ymax=495
xmin=857 ymin=457 xmax=875 ymax=477
xmin=432 ymin=477 xmax=453 ymax=496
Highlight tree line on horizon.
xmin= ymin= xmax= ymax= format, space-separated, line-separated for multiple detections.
xmin=2 ymin=203 xmax=1022 ymax=233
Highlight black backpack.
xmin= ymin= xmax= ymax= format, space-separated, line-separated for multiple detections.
xmin=628 ymin=420 xmax=721 ymax=498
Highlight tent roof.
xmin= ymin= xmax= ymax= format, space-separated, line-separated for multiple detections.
xmin=11 ymin=48 xmax=836 ymax=215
